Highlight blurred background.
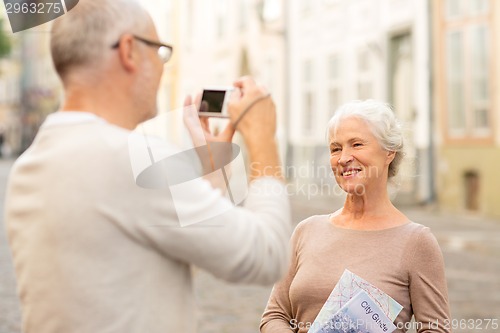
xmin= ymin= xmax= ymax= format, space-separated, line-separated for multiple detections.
xmin=1 ymin=0 xmax=499 ymax=216
xmin=0 ymin=0 xmax=499 ymax=332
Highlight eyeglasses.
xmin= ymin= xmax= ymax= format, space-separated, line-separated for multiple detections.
xmin=112 ymin=35 xmax=173 ymax=64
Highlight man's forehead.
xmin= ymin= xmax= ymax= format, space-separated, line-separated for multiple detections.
xmin=147 ymin=16 xmax=159 ymax=35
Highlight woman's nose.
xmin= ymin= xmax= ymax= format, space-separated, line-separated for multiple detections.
xmin=337 ymin=149 xmax=353 ymax=165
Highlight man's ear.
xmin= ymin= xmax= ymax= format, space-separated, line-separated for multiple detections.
xmin=117 ymin=35 xmax=138 ymax=73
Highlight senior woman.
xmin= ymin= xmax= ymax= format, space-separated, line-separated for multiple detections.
xmin=260 ymin=100 xmax=451 ymax=333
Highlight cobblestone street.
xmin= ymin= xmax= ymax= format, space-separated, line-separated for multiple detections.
xmin=1 ymin=158 xmax=499 ymax=333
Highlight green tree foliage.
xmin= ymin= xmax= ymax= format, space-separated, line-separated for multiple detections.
xmin=0 ymin=19 xmax=12 ymax=58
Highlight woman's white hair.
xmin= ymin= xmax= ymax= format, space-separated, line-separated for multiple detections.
xmin=327 ymin=99 xmax=405 ymax=178
xmin=50 ymin=0 xmax=151 ymax=78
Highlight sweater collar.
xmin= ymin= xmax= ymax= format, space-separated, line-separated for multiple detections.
xmin=42 ymin=111 xmax=106 ymax=128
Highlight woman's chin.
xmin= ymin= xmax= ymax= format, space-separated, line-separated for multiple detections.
xmin=340 ymin=183 xmax=367 ymax=196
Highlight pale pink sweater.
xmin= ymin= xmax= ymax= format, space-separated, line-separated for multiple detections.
xmin=261 ymin=215 xmax=451 ymax=333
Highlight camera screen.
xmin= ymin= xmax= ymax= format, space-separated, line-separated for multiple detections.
xmin=200 ymin=90 xmax=226 ymax=114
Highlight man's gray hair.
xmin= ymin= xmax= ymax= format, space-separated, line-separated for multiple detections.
xmin=50 ymin=0 xmax=151 ymax=78
xmin=327 ymin=100 xmax=405 ymax=178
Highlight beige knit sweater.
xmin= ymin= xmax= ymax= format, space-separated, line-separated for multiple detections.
xmin=5 ymin=112 xmax=292 ymax=333
xmin=261 ymin=215 xmax=451 ymax=333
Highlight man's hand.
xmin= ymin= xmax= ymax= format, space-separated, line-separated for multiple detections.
xmin=183 ymin=94 xmax=235 ymax=147
xmin=183 ymin=94 xmax=236 ymax=191
xmin=228 ymin=77 xmax=276 ymax=144
xmin=184 ymin=76 xmax=283 ymax=182
xmin=229 ymin=77 xmax=283 ymax=181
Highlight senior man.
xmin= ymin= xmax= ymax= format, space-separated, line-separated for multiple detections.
xmin=4 ymin=0 xmax=291 ymax=332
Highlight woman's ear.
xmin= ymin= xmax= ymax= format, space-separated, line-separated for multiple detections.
xmin=386 ymin=150 xmax=396 ymax=165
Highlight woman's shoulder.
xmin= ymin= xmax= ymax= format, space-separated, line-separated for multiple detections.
xmin=296 ymin=214 xmax=331 ymax=231
xmin=291 ymin=214 xmax=331 ymax=240
xmin=402 ymin=222 xmax=444 ymax=262
xmin=404 ymin=221 xmax=437 ymax=241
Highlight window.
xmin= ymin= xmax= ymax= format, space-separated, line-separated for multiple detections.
xmin=329 ymin=54 xmax=339 ymax=79
xmin=0 ymin=80 xmax=6 ymax=103
xmin=264 ymin=58 xmax=276 ymax=95
xmin=262 ymin=0 xmax=281 ymax=22
xmin=303 ymin=92 xmax=314 ymax=134
xmin=327 ymin=54 xmax=341 ymax=117
xmin=443 ymin=0 xmax=491 ymax=138
xmin=357 ymin=48 xmax=372 ymax=99
xmin=238 ymin=0 xmax=249 ymax=32
xmin=215 ymin=0 xmax=228 ymax=38
xmin=301 ymin=0 xmax=313 ymax=14
xmin=446 ymin=31 xmax=466 ymax=132
xmin=471 ymin=25 xmax=490 ymax=132
xmin=322 ymin=0 xmax=339 ymax=6
xmin=187 ymin=0 xmax=194 ymax=41
xmin=471 ymin=0 xmax=489 ymax=14
xmin=447 ymin=0 xmax=488 ymax=18
xmin=302 ymin=60 xmax=315 ymax=136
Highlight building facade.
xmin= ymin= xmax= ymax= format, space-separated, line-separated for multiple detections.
xmin=287 ymin=0 xmax=433 ymax=204
xmin=0 ymin=14 xmax=61 ymax=155
xmin=17 ymin=26 xmax=61 ymax=153
xmin=2 ymin=0 xmax=496 ymax=217
xmin=432 ymin=0 xmax=500 ymax=218
xmin=0 ymin=13 xmax=22 ymax=156
xmin=153 ymin=0 xmax=437 ymax=205
xmin=169 ymin=0 xmax=287 ymax=156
